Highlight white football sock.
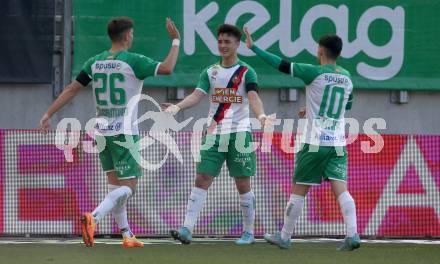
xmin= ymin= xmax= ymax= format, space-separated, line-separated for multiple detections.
xmin=239 ymin=191 xmax=255 ymax=234
xmin=338 ymin=191 xmax=358 ymax=237
xmin=183 ymin=187 xmax=208 ymax=233
xmin=280 ymin=194 xmax=305 ymax=241
xmin=113 ymin=204 xmax=130 ymax=235
xmin=92 ymin=185 xmax=132 ymax=223
xmin=108 ymin=184 xmax=132 ymax=237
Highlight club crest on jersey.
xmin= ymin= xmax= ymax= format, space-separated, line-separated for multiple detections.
xmin=209 ymin=65 xmax=220 ymax=80
xmin=210 ymin=69 xmax=218 ymax=81
xmin=232 ymin=75 xmax=240 ymax=85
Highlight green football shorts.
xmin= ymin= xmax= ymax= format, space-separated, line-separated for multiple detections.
xmin=96 ymin=134 xmax=142 ymax=179
xmin=293 ymin=143 xmax=347 ymax=185
xmin=197 ymin=131 xmax=256 ymax=177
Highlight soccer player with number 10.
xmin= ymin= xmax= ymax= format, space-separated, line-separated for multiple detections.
xmin=244 ymin=27 xmax=360 ymax=251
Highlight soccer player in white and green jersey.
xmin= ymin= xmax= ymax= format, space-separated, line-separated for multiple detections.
xmin=39 ymin=17 xmax=180 ymax=247
xmin=163 ymin=24 xmax=268 ymax=245
xmin=244 ymin=28 xmax=360 ymax=251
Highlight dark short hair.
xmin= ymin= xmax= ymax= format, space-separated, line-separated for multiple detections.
xmin=217 ymin=24 xmax=242 ymax=41
xmin=107 ymin=17 xmax=134 ymax=42
xmin=318 ymin=35 xmax=343 ymax=59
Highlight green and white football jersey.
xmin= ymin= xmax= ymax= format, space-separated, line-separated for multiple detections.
xmin=290 ymin=63 xmax=353 ymax=146
xmin=196 ymin=60 xmax=258 ymax=135
xmin=81 ymin=51 xmax=160 ymax=136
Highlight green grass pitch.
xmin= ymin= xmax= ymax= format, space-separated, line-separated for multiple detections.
xmin=0 ymin=239 xmax=438 ymax=264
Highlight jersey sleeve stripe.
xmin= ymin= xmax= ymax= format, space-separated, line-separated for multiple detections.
xmin=195 ymin=87 xmax=207 ymax=94
xmin=154 ymin=62 xmax=161 ymax=76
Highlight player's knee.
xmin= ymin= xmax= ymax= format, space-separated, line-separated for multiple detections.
xmin=292 ymin=183 xmax=310 ymax=196
xmin=125 ymin=182 xmax=137 ymax=195
xmin=108 ymin=185 xmax=133 ymax=207
xmin=127 ymin=185 xmax=137 ymax=196
xmin=118 ymin=178 xmax=138 ymax=195
xmin=195 ymin=174 xmax=213 ymax=189
xmin=234 ymin=179 xmax=251 ymax=194
xmin=330 ymin=181 xmax=347 ymax=197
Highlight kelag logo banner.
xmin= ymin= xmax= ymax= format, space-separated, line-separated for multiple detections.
xmin=74 ymin=0 xmax=440 ymax=90
xmin=73 ymin=0 xmax=440 ymax=89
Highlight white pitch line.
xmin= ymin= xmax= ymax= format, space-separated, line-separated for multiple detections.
xmin=0 ymin=238 xmax=439 ymax=245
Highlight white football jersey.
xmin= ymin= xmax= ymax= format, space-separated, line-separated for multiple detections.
xmin=82 ymin=50 xmax=159 ymax=136
xmin=196 ymin=60 xmax=258 ymax=135
xmin=290 ymin=63 xmax=354 ymax=146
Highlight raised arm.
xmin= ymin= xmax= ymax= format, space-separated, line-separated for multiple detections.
xmin=157 ymin=17 xmax=180 ymax=75
xmin=244 ymin=27 xmax=291 ymax=75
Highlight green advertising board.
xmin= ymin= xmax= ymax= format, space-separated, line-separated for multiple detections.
xmin=73 ymin=0 xmax=440 ymax=90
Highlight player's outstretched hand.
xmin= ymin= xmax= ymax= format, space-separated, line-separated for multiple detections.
xmin=298 ymin=107 xmax=306 ymax=118
xmin=39 ymin=113 xmax=51 ymax=133
xmin=161 ymin=102 xmax=173 ymax=111
xmin=259 ymin=114 xmax=276 ymax=129
xmin=161 ymin=103 xmax=180 ymax=115
xmin=166 ymin=17 xmax=180 ymax=40
xmin=243 ymin=27 xmax=253 ymax=49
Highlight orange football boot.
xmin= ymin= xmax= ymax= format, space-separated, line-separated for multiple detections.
xmin=122 ymin=236 xmax=144 ymax=248
xmin=80 ymin=213 xmax=96 ymax=247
